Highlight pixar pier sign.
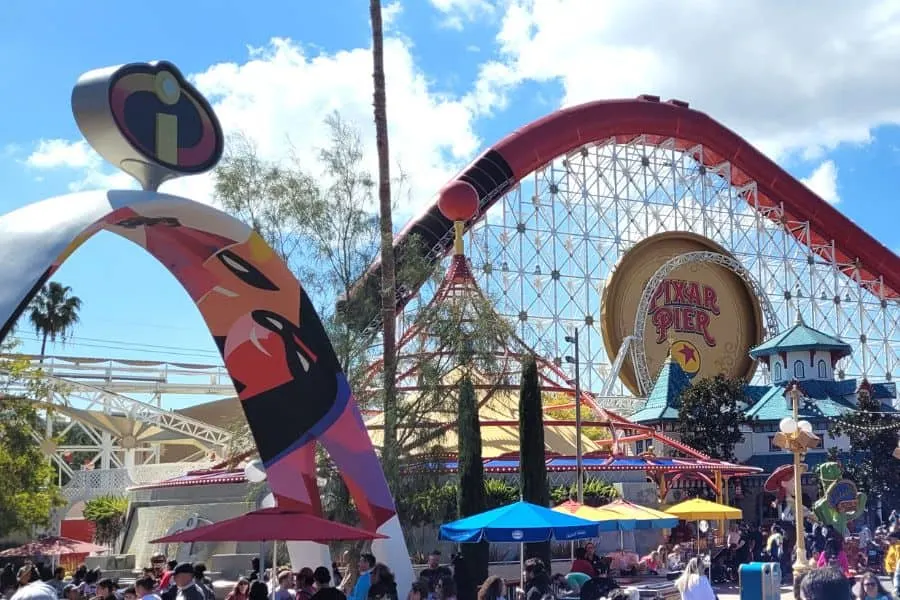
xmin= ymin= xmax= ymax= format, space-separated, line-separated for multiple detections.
xmin=648 ymin=278 xmax=721 ymax=348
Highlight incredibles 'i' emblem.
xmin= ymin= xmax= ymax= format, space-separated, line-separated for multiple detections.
xmin=71 ymin=60 xmax=224 ymax=191
xmin=153 ymin=70 xmax=181 ymax=165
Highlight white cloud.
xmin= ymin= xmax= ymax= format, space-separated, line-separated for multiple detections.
xmin=473 ymin=0 xmax=900 ymax=162
xmin=429 ymin=0 xmax=496 ymax=29
xmin=25 ymin=139 xmax=136 ymax=192
xmin=383 ymin=1 xmax=403 ymax=28
xmin=27 ymin=139 xmax=95 ymax=170
xmin=801 ymin=160 xmax=840 ymax=204
xmin=24 ymin=36 xmax=481 ymax=217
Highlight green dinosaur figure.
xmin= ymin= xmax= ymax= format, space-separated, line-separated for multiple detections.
xmin=812 ymin=461 xmax=867 ymax=537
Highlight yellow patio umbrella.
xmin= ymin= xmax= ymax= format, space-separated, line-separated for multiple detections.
xmin=664 ymin=498 xmax=742 ymax=521
xmin=664 ymin=498 xmax=741 ymax=554
xmin=553 ymin=500 xmax=637 ymax=529
xmin=554 ymin=500 xmax=637 ymax=554
xmin=602 ymin=499 xmax=680 ymax=529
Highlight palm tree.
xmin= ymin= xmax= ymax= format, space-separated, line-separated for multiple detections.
xmin=28 ymin=281 xmax=82 ymax=361
xmin=369 ymin=0 xmax=400 ymax=482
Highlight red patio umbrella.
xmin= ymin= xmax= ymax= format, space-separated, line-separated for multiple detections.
xmin=0 ymin=536 xmax=106 ymax=557
xmin=149 ymin=508 xmax=385 ymax=544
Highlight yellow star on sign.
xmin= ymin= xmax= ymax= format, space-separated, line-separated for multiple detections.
xmin=671 ymin=339 xmax=701 ymax=375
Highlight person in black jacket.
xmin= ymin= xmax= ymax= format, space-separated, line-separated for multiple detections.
xmin=192 ymin=565 xmax=215 ymax=600
xmin=366 ymin=564 xmax=397 ymax=600
xmin=578 ymin=559 xmax=618 ymax=600
xmin=419 ymin=551 xmax=452 ymax=595
xmin=163 ymin=564 xmax=205 ymax=600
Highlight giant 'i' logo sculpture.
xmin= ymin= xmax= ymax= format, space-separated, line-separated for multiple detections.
xmin=0 ymin=62 xmax=413 ymax=583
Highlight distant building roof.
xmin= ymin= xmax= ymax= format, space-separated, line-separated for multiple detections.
xmin=630 ymin=355 xmax=691 ymax=423
xmin=744 ymin=381 xmax=858 ymax=421
xmin=128 ymin=468 xmax=246 ymax=490
xmin=415 ymin=453 xmax=760 ymax=475
xmin=749 ymin=312 xmax=852 ymax=360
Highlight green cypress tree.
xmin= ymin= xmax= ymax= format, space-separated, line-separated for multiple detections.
xmin=457 ymin=374 xmax=488 ymax=590
xmin=519 ymin=354 xmax=551 ymax=566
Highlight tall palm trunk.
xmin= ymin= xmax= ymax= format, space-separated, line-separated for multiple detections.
xmin=370 ymin=0 xmax=399 ymax=483
xmin=40 ymin=332 xmax=48 ymax=363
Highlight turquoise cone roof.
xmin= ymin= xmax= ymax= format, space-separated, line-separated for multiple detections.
xmin=749 ymin=315 xmax=851 ymax=360
xmin=630 ymin=355 xmax=691 ymax=423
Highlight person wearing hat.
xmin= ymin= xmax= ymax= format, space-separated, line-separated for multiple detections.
xmin=419 ymin=551 xmax=451 ymax=596
xmin=63 ymin=583 xmax=80 ymax=600
xmin=161 ymin=564 xmax=204 ymax=600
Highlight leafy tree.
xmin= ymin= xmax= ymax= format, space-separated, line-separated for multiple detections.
xmin=83 ymin=495 xmax=129 ymax=548
xmin=676 ymin=375 xmax=749 ymax=460
xmin=369 ymin=0 xmax=401 ymax=487
xmin=213 ymin=114 xmax=470 ymax=516
xmin=549 ymin=478 xmax=619 ymax=507
xmin=484 ymin=478 xmax=519 ymax=509
xmin=519 ymin=354 xmax=551 ymax=566
xmin=457 ymin=375 xmax=488 ymax=588
xmin=372 ymin=286 xmax=515 ymax=458
xmin=0 ymin=341 xmax=65 ymax=536
xmin=214 ymin=131 xmax=321 ymax=274
xmin=828 ymin=389 xmax=900 ymax=514
xmin=27 ymin=281 xmax=82 ymax=359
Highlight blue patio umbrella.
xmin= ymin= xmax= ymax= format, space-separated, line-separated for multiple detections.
xmin=439 ymin=500 xmax=612 ymax=543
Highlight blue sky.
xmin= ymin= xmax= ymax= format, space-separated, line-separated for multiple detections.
xmin=2 ymin=0 xmax=900 ymax=407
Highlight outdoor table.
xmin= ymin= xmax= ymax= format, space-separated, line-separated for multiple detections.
xmin=630 ymin=581 xmax=679 ymax=600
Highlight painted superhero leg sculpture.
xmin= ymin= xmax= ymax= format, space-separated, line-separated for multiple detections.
xmin=0 ymin=191 xmax=412 ymax=589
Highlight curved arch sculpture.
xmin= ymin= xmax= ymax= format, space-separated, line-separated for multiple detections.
xmin=0 ymin=61 xmax=412 ymax=589
xmin=0 ymin=190 xmax=395 ymax=528
xmin=344 ymin=95 xmax=900 ymax=332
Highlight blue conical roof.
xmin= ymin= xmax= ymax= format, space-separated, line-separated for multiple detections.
xmin=749 ymin=311 xmax=851 ymax=360
xmin=630 ymin=353 xmax=692 ymax=423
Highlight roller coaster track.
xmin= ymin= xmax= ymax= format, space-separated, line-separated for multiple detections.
xmin=346 ymin=94 xmax=900 ymax=334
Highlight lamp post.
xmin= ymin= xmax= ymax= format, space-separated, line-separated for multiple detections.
xmin=774 ymin=384 xmax=820 ymax=577
xmin=565 ymin=328 xmax=583 ymax=503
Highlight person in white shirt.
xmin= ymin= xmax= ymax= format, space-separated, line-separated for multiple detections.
xmin=674 ymin=558 xmax=715 ymax=600
xmin=667 ymin=545 xmax=684 ymax=571
xmin=12 ymin=582 xmax=58 ymax=600
xmin=726 ymin=525 xmax=741 ymax=548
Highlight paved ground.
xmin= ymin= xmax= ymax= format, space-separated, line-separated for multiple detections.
xmin=489 ymin=560 xmax=896 ymax=598
xmin=713 ymin=582 xmax=791 ymax=599
xmin=713 ymin=575 xmax=895 ymax=600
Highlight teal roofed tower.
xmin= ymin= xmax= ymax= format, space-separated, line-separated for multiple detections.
xmin=749 ymin=310 xmax=851 ymax=385
xmin=749 ymin=310 xmax=851 ymax=362
xmin=630 ymin=347 xmax=692 ymax=424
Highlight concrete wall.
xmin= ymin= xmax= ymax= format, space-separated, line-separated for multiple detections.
xmin=123 ymin=482 xmax=258 ymax=569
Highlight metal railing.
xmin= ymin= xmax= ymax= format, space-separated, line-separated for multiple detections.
xmin=62 ymin=463 xmax=211 ymax=500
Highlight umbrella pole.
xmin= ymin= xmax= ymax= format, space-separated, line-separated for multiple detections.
xmin=270 ymin=541 xmax=279 ymax=600
xmin=519 ymin=542 xmax=524 ymax=592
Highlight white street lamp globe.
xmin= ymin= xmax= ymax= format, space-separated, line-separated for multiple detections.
xmin=797 ymin=420 xmax=813 ymax=434
xmin=244 ymin=459 xmax=267 ymax=483
xmin=260 ymin=492 xmax=277 ymax=509
xmin=779 ymin=417 xmax=797 ymax=434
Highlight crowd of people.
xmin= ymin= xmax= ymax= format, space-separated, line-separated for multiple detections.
xmin=3 ymin=515 xmax=898 ymax=600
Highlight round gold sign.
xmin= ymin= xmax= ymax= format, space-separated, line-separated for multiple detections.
xmin=601 ymin=232 xmax=764 ymax=396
